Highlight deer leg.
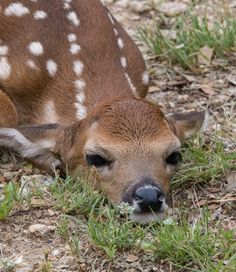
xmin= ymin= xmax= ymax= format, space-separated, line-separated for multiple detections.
xmin=0 ymin=90 xmax=18 ymax=127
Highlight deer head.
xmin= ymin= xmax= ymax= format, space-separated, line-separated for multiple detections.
xmin=0 ymin=97 xmax=207 ymax=223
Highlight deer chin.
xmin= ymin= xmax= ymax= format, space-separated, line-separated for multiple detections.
xmin=128 ymin=201 xmax=169 ymax=224
xmin=129 ymin=210 xmax=167 ymax=224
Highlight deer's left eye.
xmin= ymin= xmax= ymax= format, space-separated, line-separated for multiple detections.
xmin=166 ymin=151 xmax=182 ymax=165
xmin=86 ymin=154 xmax=111 ymax=168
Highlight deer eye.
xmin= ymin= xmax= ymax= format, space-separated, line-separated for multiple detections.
xmin=166 ymin=151 xmax=182 ymax=165
xmin=86 ymin=154 xmax=111 ymax=168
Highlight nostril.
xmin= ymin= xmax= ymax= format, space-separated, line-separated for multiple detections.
xmin=134 ymin=186 xmax=164 ymax=213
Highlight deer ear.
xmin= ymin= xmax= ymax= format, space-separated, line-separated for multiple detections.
xmin=0 ymin=124 xmax=64 ymax=172
xmin=167 ymin=111 xmax=209 ymax=143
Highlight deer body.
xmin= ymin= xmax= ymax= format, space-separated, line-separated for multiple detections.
xmin=0 ymin=0 xmax=207 ymax=223
xmin=0 ymin=0 xmax=147 ymax=126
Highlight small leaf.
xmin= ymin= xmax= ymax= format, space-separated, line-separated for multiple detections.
xmin=198 ymin=46 xmax=214 ymax=66
xmin=226 ymin=171 xmax=236 ymax=192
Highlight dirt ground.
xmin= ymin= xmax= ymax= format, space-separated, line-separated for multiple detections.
xmin=0 ymin=0 xmax=236 ymax=271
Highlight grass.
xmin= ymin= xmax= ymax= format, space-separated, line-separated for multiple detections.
xmin=0 ymin=181 xmax=32 ymax=220
xmin=1 ymin=137 xmax=235 ymax=270
xmin=143 ymin=211 xmax=236 ymax=271
xmin=48 ymin=136 xmax=236 ymax=269
xmin=172 ymin=138 xmax=236 ymax=189
xmin=87 ymin=208 xmax=144 ymax=259
xmin=139 ymin=13 xmax=236 ymax=70
xmin=50 ymin=174 xmax=105 ymax=215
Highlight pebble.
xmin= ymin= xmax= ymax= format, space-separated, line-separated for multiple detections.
xmin=28 ymin=224 xmax=56 ymax=236
xmin=158 ymin=2 xmax=188 ymax=16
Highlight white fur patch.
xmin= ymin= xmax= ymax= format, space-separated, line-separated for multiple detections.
xmin=108 ymin=13 xmax=115 ymax=25
xmin=142 ymin=71 xmax=149 ymax=86
xmin=125 ymin=73 xmax=137 ymax=96
xmin=68 ymin=33 xmax=77 ymax=42
xmin=0 ymin=57 xmax=11 ymax=80
xmin=37 ymin=139 xmax=55 ymax=150
xmin=114 ymin=28 xmax=118 ymax=36
xmin=64 ymin=3 xmax=71 ymax=10
xmin=74 ymin=80 xmax=86 ymax=103
xmin=67 ymin=11 xmax=80 ymax=26
xmin=34 ymin=10 xmax=47 ymax=20
xmin=74 ymin=79 xmax=86 ymax=91
xmin=46 ymin=60 xmax=58 ymax=77
xmin=43 ymin=100 xmax=58 ymax=123
xmin=73 ymin=60 xmax=84 ymax=76
xmin=117 ymin=38 xmax=124 ymax=49
xmin=74 ymin=103 xmax=87 ymax=120
xmin=28 ymin=42 xmax=44 ymax=56
xmin=0 ymin=128 xmax=42 ymax=158
xmin=26 ymin=59 xmax=38 ymax=70
xmin=120 ymin=57 xmax=127 ymax=68
xmin=0 ymin=46 xmax=9 ymax=56
xmin=76 ymin=92 xmax=85 ymax=104
xmin=70 ymin=43 xmax=81 ymax=55
xmin=4 ymin=3 xmax=30 ymax=17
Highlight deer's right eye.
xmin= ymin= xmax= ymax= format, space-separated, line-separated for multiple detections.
xmin=86 ymin=154 xmax=111 ymax=168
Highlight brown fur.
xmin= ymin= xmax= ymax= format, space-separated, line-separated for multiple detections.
xmin=0 ymin=0 xmax=206 ymax=208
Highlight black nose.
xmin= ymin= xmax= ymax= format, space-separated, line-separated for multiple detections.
xmin=134 ymin=186 xmax=164 ymax=212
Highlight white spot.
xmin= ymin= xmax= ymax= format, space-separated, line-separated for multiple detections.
xmin=74 ymin=79 xmax=86 ymax=91
xmin=0 ymin=57 xmax=11 ymax=80
xmin=120 ymin=57 xmax=127 ymax=68
xmin=142 ymin=71 xmax=149 ymax=86
xmin=46 ymin=60 xmax=58 ymax=77
xmin=114 ymin=28 xmax=118 ymax=36
xmin=0 ymin=46 xmax=9 ymax=56
xmin=64 ymin=3 xmax=71 ymax=10
xmin=108 ymin=13 xmax=115 ymax=25
xmin=28 ymin=42 xmax=44 ymax=56
xmin=67 ymin=11 xmax=80 ymax=26
xmin=26 ymin=59 xmax=38 ymax=70
xmin=73 ymin=60 xmax=84 ymax=76
xmin=34 ymin=10 xmax=47 ymax=20
xmin=4 ymin=3 xmax=30 ymax=17
xmin=43 ymin=100 xmax=58 ymax=123
xmin=70 ymin=43 xmax=81 ymax=55
xmin=67 ymin=33 xmax=77 ymax=43
xmin=74 ymin=80 xmax=86 ymax=103
xmin=76 ymin=92 xmax=85 ymax=104
xmin=75 ymin=103 xmax=87 ymax=120
xmin=125 ymin=73 xmax=137 ymax=97
xmin=117 ymin=38 xmax=124 ymax=49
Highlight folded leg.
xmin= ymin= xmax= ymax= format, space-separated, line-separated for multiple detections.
xmin=0 ymin=90 xmax=18 ymax=127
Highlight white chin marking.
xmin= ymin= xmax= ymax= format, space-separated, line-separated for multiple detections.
xmin=130 ymin=211 xmax=167 ymax=224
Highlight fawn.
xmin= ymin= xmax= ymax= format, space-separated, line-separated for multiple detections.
xmin=0 ymin=0 xmax=207 ymax=222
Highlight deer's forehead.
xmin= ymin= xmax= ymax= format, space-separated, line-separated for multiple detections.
xmin=86 ymin=99 xmax=172 ymax=140
xmin=85 ymin=121 xmax=180 ymax=155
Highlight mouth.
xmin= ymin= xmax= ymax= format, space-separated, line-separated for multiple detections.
xmin=130 ymin=200 xmax=169 ymax=224
xmin=129 ymin=211 xmax=167 ymax=224
xmin=118 ymin=200 xmax=169 ymax=224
